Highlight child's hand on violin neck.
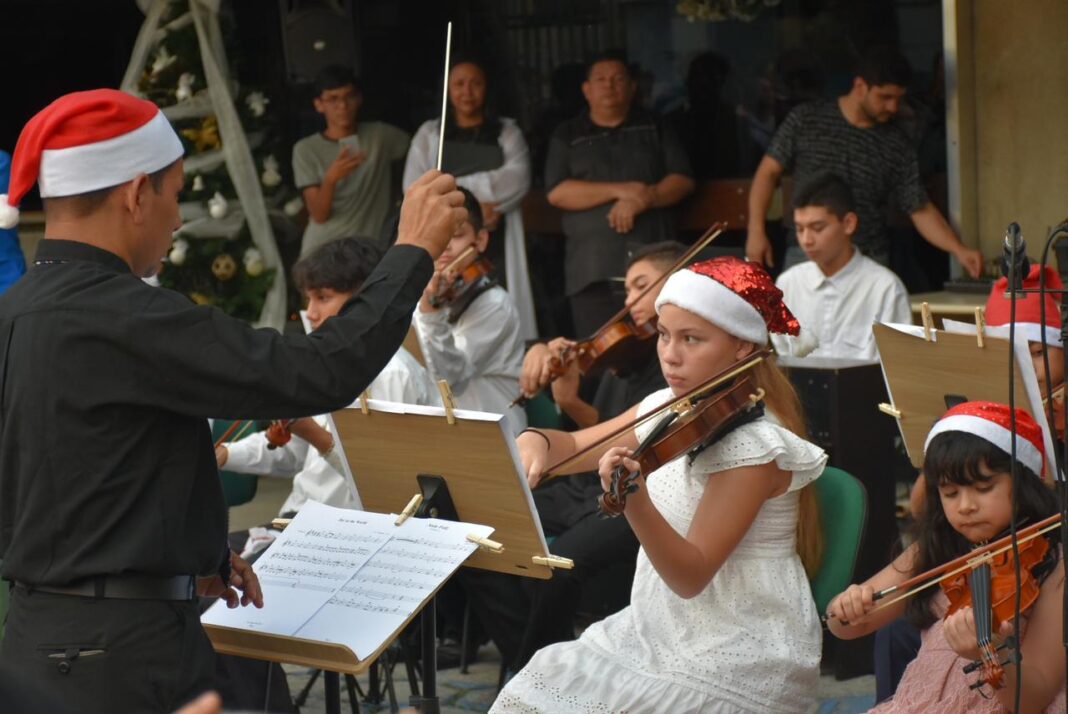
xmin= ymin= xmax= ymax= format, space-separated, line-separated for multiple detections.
xmin=599 ymin=446 xmax=643 ymax=493
xmin=827 ymin=584 xmax=877 ymax=625
xmin=942 ymin=606 xmax=1015 ymax=662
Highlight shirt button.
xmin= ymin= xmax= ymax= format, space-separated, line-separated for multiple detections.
xmin=58 ymin=660 xmax=71 ymax=675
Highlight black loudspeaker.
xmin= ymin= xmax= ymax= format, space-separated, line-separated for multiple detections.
xmin=278 ymin=0 xmax=358 ymax=84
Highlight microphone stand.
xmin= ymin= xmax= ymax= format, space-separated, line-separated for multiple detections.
xmin=1033 ymin=220 xmax=1068 ymax=694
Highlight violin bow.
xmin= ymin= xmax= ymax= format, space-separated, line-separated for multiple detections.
xmin=581 ymin=222 xmax=726 ymax=342
xmin=541 ymin=349 xmax=769 ymax=478
xmin=435 ymin=22 xmax=453 ymax=171
xmin=824 ymin=514 xmax=1064 ymax=625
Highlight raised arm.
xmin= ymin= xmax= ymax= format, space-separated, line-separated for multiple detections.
xmin=519 ymin=403 xmax=641 ymax=488
xmin=825 ymin=544 xmax=917 ymax=640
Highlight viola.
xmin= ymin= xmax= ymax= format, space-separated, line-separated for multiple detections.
xmin=941 ymin=530 xmax=1051 ymax=691
xmin=510 ymin=222 xmax=726 ymax=407
xmin=600 ymin=373 xmax=765 ymax=516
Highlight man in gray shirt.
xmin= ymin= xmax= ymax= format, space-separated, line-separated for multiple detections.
xmin=293 ymin=65 xmax=410 ymax=257
xmin=745 ymin=47 xmax=982 ymax=278
xmin=545 ymin=51 xmax=694 ymax=337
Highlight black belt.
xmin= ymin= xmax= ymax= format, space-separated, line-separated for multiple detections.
xmin=17 ymin=574 xmax=196 ymax=601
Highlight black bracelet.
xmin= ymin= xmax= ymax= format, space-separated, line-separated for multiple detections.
xmin=520 ymin=428 xmax=551 ymax=448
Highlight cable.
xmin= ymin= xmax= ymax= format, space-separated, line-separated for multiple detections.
xmin=1006 ymin=244 xmax=1023 ymax=714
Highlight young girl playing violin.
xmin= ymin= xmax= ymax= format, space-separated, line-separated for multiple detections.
xmin=491 ymin=257 xmax=826 ymax=713
xmin=414 ymin=186 xmax=526 ymax=434
xmin=828 ymin=402 xmax=1066 ymax=713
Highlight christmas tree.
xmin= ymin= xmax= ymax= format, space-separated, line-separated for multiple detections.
xmin=121 ymin=0 xmax=296 ymax=328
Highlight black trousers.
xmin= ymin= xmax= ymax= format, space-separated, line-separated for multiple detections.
xmin=569 ymin=281 xmax=624 ymax=340
xmin=874 ymin=616 xmax=922 ymax=703
xmin=1 ymin=584 xmax=215 ymax=714
xmin=463 ymin=477 xmax=640 ymax=672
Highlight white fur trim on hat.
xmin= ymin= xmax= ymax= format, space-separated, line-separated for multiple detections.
xmin=924 ymin=413 xmax=1043 ymax=477
xmin=655 ymin=269 xmax=768 ymax=344
xmin=0 ymin=195 xmax=18 ymax=229
xmin=38 ymin=111 xmax=183 ymax=198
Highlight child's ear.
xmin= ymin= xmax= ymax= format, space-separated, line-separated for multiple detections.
xmin=476 ymin=228 xmax=490 ymax=253
xmin=842 ymin=211 xmax=859 ymax=237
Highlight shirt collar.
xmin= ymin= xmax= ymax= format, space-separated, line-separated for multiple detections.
xmin=33 ymin=239 xmax=132 ymax=275
xmin=807 ymin=247 xmax=862 ymax=289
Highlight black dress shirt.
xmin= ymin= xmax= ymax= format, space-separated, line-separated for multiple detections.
xmin=0 ymin=239 xmax=432 ymax=586
xmin=544 ymin=109 xmax=692 ymax=295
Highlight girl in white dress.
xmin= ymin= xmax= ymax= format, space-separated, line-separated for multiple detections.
xmin=492 ymin=257 xmax=826 ymax=713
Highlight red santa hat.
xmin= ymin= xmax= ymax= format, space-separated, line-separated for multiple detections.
xmin=0 ymin=89 xmax=184 ymax=229
xmin=655 ymin=256 xmax=818 ymax=356
xmin=984 ymin=265 xmax=1063 ymax=348
xmin=925 ymin=401 xmax=1046 ymax=478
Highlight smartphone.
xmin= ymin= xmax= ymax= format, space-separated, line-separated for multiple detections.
xmin=339 ymin=135 xmax=361 ymax=153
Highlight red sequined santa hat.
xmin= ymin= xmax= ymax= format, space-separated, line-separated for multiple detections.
xmin=0 ymin=89 xmax=184 ymax=229
xmin=655 ymin=257 xmax=818 ymax=356
xmin=925 ymin=401 xmax=1046 ymax=478
xmin=984 ymin=265 xmax=1063 ymax=347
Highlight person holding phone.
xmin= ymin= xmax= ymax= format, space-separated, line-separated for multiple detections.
xmin=293 ymin=65 xmax=410 ymax=257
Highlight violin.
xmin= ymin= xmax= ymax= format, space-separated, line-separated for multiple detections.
xmin=600 ymin=373 xmax=766 ymax=516
xmin=212 ymin=418 xmax=294 ymax=450
xmin=941 ymin=532 xmax=1051 ymax=691
xmin=511 ymin=222 xmax=726 ymax=408
xmin=428 ymin=249 xmax=497 ymax=322
xmin=264 ymin=419 xmax=296 ymax=450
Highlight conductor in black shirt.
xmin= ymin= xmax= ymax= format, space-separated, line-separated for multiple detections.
xmin=0 ymin=89 xmax=462 ymax=714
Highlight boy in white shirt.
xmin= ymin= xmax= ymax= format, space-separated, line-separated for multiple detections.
xmin=217 ymin=238 xmax=436 ymax=517
xmin=414 ymin=187 xmax=527 ymax=434
xmin=772 ymin=172 xmax=911 ymax=361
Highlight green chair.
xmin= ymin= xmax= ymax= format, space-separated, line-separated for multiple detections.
xmin=809 ymin=466 xmax=868 ymax=614
xmin=524 ymin=391 xmax=562 ymax=430
xmin=212 ymin=419 xmax=264 ymax=508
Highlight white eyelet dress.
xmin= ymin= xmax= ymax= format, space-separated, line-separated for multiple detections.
xmin=491 ymin=387 xmax=828 ymax=713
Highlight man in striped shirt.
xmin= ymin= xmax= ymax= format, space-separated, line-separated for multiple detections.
xmin=745 ymin=47 xmax=982 ymax=279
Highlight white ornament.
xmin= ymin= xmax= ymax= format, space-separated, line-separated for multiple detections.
xmin=243 ymin=247 xmax=265 ymax=277
xmin=151 ymin=45 xmax=177 ymax=75
xmin=176 ymin=73 xmax=196 ymax=102
xmin=207 ymin=192 xmax=229 ymax=219
xmin=245 ymin=91 xmax=270 ymax=118
xmin=261 ymin=155 xmax=282 ymax=188
xmin=168 ymin=237 xmax=190 ymax=266
xmin=283 ymin=196 xmax=304 ymax=217
xmin=192 ymin=174 xmax=205 ymax=192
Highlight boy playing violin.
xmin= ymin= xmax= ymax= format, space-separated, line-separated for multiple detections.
xmin=217 ymin=238 xmax=437 ymax=519
xmin=414 ymin=187 xmax=527 ymax=434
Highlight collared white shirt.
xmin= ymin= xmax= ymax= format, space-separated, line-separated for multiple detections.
xmin=223 ymin=346 xmax=437 ymax=515
xmin=772 ymin=248 xmax=911 ymax=361
xmin=413 ymin=284 xmax=528 ymax=435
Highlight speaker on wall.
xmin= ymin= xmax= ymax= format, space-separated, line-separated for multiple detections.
xmin=278 ymin=0 xmax=358 ymax=84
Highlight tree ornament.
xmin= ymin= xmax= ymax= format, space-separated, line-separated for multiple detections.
xmin=245 ymin=91 xmax=270 ymax=118
xmin=261 ymin=155 xmax=282 ymax=188
xmin=180 ymin=116 xmax=221 ymax=152
xmin=191 ymin=174 xmax=205 ymax=192
xmin=208 ymin=192 xmax=229 ymax=219
xmin=243 ymin=247 xmax=265 ymax=277
xmin=151 ymin=45 xmax=177 ymax=76
xmin=176 ymin=72 xmax=197 ymax=102
xmin=211 ymin=253 xmax=238 ymax=282
xmin=168 ymin=237 xmax=190 ymax=266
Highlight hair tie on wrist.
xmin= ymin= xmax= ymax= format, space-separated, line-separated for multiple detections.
xmin=520 ymin=428 xmax=551 ymax=448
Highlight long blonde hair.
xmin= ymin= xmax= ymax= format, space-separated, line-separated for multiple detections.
xmin=749 ymin=355 xmax=824 ymax=577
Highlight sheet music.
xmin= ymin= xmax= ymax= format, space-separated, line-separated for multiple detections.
xmin=202 ymin=501 xmax=393 ymax=636
xmin=202 ymin=501 xmax=494 ymax=660
xmin=295 ymin=515 xmax=493 ymax=658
